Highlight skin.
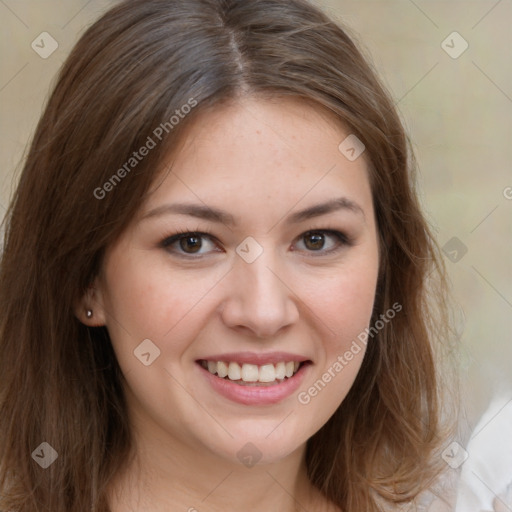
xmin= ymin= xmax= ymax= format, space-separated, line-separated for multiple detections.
xmin=78 ymin=96 xmax=380 ymax=511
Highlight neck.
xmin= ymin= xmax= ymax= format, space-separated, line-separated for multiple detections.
xmin=107 ymin=409 xmax=332 ymax=512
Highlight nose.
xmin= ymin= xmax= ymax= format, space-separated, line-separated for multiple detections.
xmin=219 ymin=251 xmax=300 ymax=339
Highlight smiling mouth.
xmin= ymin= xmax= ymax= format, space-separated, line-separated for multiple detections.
xmin=197 ymin=360 xmax=308 ymax=386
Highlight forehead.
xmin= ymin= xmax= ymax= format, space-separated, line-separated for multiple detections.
xmin=142 ymin=96 xmax=373 ymax=219
xmin=173 ymin=95 xmax=352 ymax=164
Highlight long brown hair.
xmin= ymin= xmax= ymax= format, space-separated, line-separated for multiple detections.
xmin=0 ymin=0 xmax=456 ymax=510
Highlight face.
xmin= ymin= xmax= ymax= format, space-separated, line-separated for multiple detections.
xmin=88 ymin=96 xmax=380 ymax=466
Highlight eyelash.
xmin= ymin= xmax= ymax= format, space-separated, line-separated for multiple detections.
xmin=160 ymin=227 xmax=352 ymax=258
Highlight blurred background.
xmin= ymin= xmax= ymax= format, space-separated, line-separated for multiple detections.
xmin=0 ymin=0 xmax=511 ymax=507
xmin=313 ymin=0 xmax=512 ymax=425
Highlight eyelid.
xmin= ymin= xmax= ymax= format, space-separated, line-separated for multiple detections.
xmin=160 ymin=228 xmax=352 ymax=258
xmin=160 ymin=229 xmax=221 ymax=258
xmin=299 ymin=229 xmax=351 ymax=245
xmin=161 ymin=229 xmax=215 ymax=247
xmin=292 ymin=229 xmax=352 ymax=256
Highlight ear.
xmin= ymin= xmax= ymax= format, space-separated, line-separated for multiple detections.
xmin=74 ymin=277 xmax=107 ymax=327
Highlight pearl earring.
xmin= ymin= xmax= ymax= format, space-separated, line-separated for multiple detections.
xmin=86 ymin=309 xmax=93 ymax=318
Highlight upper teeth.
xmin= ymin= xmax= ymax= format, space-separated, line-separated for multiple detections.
xmin=202 ymin=360 xmax=300 ymax=383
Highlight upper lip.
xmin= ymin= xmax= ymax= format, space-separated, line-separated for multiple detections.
xmin=197 ymin=351 xmax=311 ymax=366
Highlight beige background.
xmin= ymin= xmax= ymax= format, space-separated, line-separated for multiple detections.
xmin=1 ymin=0 xmax=511 ymax=441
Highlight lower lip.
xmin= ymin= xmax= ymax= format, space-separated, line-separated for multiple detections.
xmin=196 ymin=362 xmax=310 ymax=406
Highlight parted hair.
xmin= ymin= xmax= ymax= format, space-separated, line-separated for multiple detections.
xmin=0 ymin=0 xmax=455 ymax=510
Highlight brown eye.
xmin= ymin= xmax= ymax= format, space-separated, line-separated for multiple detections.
xmin=304 ymin=232 xmax=326 ymax=250
xmin=161 ymin=231 xmax=218 ymax=257
xmin=294 ymin=230 xmax=350 ymax=254
xmin=179 ymin=235 xmax=202 ymax=253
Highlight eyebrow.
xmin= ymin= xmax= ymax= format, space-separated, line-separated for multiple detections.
xmin=140 ymin=197 xmax=365 ymax=226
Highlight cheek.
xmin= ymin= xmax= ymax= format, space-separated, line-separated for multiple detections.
xmin=100 ymin=251 xmax=228 ymax=362
xmin=296 ymin=254 xmax=378 ymax=414
xmin=306 ymin=259 xmax=378 ymax=345
xmin=311 ymin=277 xmax=374 ymax=374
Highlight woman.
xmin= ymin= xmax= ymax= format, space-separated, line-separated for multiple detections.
xmin=0 ymin=0 xmax=456 ymax=510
